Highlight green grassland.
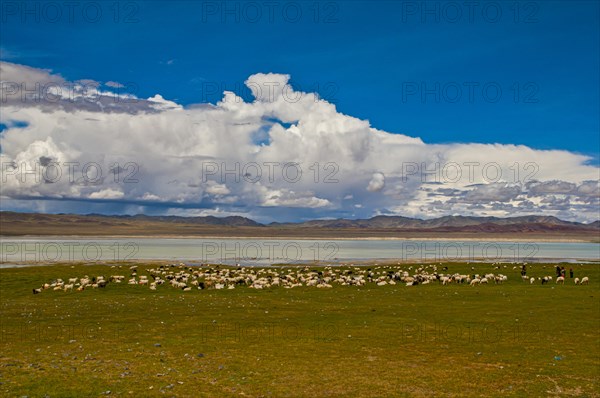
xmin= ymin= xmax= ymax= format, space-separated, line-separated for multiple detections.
xmin=0 ymin=262 xmax=598 ymax=397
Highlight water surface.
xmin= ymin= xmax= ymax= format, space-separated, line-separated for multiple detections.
xmin=1 ymin=237 xmax=598 ymax=267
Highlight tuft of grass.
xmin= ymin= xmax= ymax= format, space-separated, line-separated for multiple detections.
xmin=0 ymin=262 xmax=598 ymax=397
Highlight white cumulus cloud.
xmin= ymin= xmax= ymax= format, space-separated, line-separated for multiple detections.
xmin=367 ymin=172 xmax=385 ymax=192
xmin=0 ymin=62 xmax=598 ymax=222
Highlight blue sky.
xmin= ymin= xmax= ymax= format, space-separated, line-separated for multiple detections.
xmin=2 ymin=0 xmax=598 ymax=158
xmin=1 ymin=1 xmax=599 ymax=222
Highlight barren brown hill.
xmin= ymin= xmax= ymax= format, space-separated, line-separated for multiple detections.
xmin=1 ymin=212 xmax=598 ymax=242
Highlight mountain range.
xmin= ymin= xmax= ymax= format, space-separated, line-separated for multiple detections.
xmin=1 ymin=211 xmax=598 ymax=240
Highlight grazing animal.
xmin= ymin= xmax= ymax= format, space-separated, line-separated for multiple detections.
xmin=574 ymin=278 xmax=580 ymax=285
xmin=581 ymin=277 xmax=589 ymax=285
xmin=35 ymin=263 xmax=552 ymax=294
xmin=32 ymin=288 xmax=42 ymax=294
xmin=556 ymin=276 xmax=565 ymax=284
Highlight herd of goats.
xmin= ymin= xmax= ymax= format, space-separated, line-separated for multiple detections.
xmin=32 ymin=263 xmax=591 ymax=294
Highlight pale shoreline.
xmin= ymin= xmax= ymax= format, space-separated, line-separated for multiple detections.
xmin=2 ymin=256 xmax=599 ymax=269
xmin=1 ymin=234 xmax=598 ymax=243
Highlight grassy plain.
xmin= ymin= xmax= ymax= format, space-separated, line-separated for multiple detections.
xmin=0 ymin=262 xmax=598 ymax=397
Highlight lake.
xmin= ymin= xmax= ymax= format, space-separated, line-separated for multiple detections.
xmin=1 ymin=237 xmax=598 ymax=267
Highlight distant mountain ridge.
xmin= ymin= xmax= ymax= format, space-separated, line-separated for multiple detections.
xmin=271 ymin=215 xmax=595 ymax=229
xmin=0 ymin=212 xmax=256 ymax=226
xmin=104 ymin=214 xmax=263 ymax=227
xmin=1 ymin=211 xmax=598 ymax=230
